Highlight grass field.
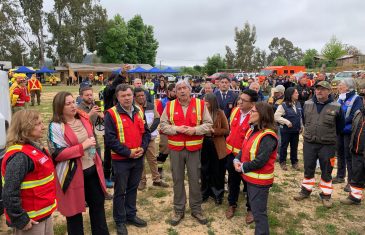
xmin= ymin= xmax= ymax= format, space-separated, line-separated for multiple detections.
xmin=2 ymin=84 xmax=365 ymax=235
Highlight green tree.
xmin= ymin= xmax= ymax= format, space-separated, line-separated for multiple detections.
xmin=225 ymin=46 xmax=235 ymax=69
xmin=97 ymin=15 xmax=129 ymax=63
xmin=205 ymin=54 xmax=226 ymax=75
xmin=267 ymin=37 xmax=303 ymax=65
xmin=84 ymin=4 xmax=108 ymax=53
xmin=234 ymin=22 xmax=256 ymax=71
xmin=321 ymin=36 xmax=346 ymax=66
xmin=271 ymin=56 xmax=288 ymax=66
xmin=301 ymin=49 xmax=318 ymax=68
xmin=252 ymin=48 xmax=266 ymax=71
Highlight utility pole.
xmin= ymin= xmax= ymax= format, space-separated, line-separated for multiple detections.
xmin=159 ymin=60 xmax=162 ymax=69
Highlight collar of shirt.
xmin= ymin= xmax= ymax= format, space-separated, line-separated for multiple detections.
xmin=119 ymin=104 xmax=135 ymax=118
xmin=239 ymin=110 xmax=250 ymax=125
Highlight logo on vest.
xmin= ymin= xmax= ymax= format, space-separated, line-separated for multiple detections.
xmin=174 ymin=112 xmax=179 ymax=115
xmin=32 ymin=150 xmax=37 ymax=155
xmin=192 ymin=108 xmax=196 ymax=113
xmin=39 ymin=156 xmax=49 ymax=164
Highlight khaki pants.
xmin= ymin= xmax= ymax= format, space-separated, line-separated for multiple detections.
xmin=170 ymin=149 xmax=202 ymax=214
xmin=141 ymin=139 xmax=161 ymax=183
xmin=14 ymin=217 xmax=53 ymax=235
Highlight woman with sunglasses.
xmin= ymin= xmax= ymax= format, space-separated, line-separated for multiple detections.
xmin=233 ymin=102 xmax=278 ymax=235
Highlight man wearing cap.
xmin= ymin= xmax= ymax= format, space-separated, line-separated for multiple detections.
xmin=341 ymin=82 xmax=365 ymax=205
xmin=10 ymin=77 xmax=29 ymax=113
xmin=230 ymin=78 xmax=241 ymax=95
xmin=268 ymin=85 xmax=285 ymax=111
xmin=294 ymin=81 xmax=343 ymax=208
xmin=191 ymin=78 xmax=203 ymax=98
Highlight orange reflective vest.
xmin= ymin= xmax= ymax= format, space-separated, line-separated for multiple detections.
xmin=240 ymin=129 xmax=278 ymax=186
xmin=27 ymin=78 xmax=42 ymax=91
xmin=1 ymin=144 xmax=57 ymax=223
xmin=107 ymin=106 xmax=145 ymax=160
xmin=11 ymin=86 xmax=30 ymax=107
xmin=226 ymin=107 xmax=250 ymax=156
xmin=166 ymin=98 xmax=204 ymax=151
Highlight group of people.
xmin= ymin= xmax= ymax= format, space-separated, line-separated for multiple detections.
xmin=1 ymin=69 xmax=365 ymax=235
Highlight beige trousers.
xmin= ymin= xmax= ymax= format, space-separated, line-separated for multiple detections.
xmin=141 ymin=138 xmax=161 ymax=183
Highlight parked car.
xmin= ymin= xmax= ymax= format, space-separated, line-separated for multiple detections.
xmin=331 ymin=71 xmax=356 ymax=87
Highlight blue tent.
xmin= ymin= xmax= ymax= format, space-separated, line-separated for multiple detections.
xmin=36 ymin=66 xmax=55 ymax=74
xmin=162 ymin=67 xmax=179 ymax=73
xmin=112 ymin=68 xmax=122 ymax=74
xmin=13 ymin=66 xmax=35 ymax=74
xmin=130 ymin=66 xmax=147 ymax=73
xmin=148 ymin=67 xmax=161 ymax=73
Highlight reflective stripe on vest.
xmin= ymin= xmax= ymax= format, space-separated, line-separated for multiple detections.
xmin=244 ymin=171 xmax=274 ymax=179
xmin=169 ymin=100 xmax=176 ymax=125
xmin=29 ymin=79 xmax=40 ymax=90
xmin=344 ymin=94 xmax=358 ymax=119
xmin=248 ymin=129 xmax=276 ymax=161
xmin=169 ymin=99 xmax=202 ymax=126
xmin=168 ymin=139 xmax=203 ymax=147
xmin=20 ymin=173 xmax=55 ymax=189
xmin=27 ymin=199 xmax=57 ymax=219
xmin=226 ymin=143 xmax=240 ymax=154
xmin=110 ymin=107 xmax=125 ymax=143
xmin=229 ymin=107 xmax=240 ymax=125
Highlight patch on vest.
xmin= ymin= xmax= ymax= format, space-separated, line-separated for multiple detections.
xmin=39 ymin=156 xmax=49 ymax=164
xmin=192 ymin=108 xmax=196 ymax=113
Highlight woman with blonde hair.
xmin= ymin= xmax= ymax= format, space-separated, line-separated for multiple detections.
xmin=2 ymin=110 xmax=56 ymax=235
xmin=48 ymin=91 xmax=109 ymax=235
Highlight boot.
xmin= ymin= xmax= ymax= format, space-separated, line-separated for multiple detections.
xmin=344 ymin=184 xmax=351 ymax=192
xmin=293 ymin=192 xmax=309 ymax=201
xmin=322 ymin=198 xmax=333 ymax=208
xmin=280 ymin=162 xmax=288 ymax=171
xmin=340 ymin=197 xmax=361 ymax=205
xmin=170 ymin=212 xmax=184 ymax=226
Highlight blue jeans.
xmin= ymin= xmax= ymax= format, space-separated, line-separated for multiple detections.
xmin=112 ymin=158 xmax=144 ymax=225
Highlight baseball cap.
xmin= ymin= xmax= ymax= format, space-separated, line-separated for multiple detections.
xmin=315 ymin=81 xmax=331 ymax=90
xmin=273 ymin=85 xmax=285 ymax=93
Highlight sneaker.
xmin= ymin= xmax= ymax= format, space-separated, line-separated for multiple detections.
xmin=332 ymin=177 xmax=345 ymax=184
xmin=116 ymin=223 xmax=128 ymax=235
xmin=153 ymin=181 xmax=169 ymax=188
xmin=170 ymin=212 xmax=184 ymax=226
xmin=293 ymin=192 xmax=309 ymax=201
xmin=105 ymin=179 xmax=114 ymax=188
xmin=245 ymin=211 xmax=254 ymax=224
xmin=340 ymin=197 xmax=361 ymax=205
xmin=126 ymin=216 xmax=147 ymax=227
xmin=344 ymin=184 xmax=351 ymax=192
xmin=225 ymin=206 xmax=236 ymax=219
xmin=280 ymin=162 xmax=288 ymax=171
xmin=322 ymin=198 xmax=333 ymax=208
xmin=191 ymin=212 xmax=208 ymax=225
xmin=138 ymin=182 xmax=146 ymax=191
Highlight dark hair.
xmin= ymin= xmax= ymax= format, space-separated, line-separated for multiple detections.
xmin=254 ymin=102 xmax=277 ymax=132
xmin=219 ymin=73 xmax=230 ymax=82
xmin=51 ymin=91 xmax=73 ymax=123
xmin=204 ymin=93 xmax=220 ymax=122
xmin=79 ymin=86 xmax=93 ymax=96
xmin=134 ymin=87 xmax=145 ymax=96
xmin=116 ymin=84 xmax=133 ymax=96
xmin=167 ymin=83 xmax=176 ymax=91
xmin=242 ymin=89 xmax=259 ymax=102
xmin=283 ymin=87 xmax=297 ymax=106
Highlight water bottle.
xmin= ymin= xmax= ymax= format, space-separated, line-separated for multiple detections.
xmin=88 ymin=146 xmax=96 ymax=159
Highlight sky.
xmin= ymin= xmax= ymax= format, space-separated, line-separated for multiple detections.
xmin=44 ymin=0 xmax=365 ymax=67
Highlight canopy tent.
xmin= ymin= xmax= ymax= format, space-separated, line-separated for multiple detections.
xmin=112 ymin=68 xmax=122 ymax=74
xmin=36 ymin=66 xmax=55 ymax=73
xmin=162 ymin=67 xmax=179 ymax=73
xmin=147 ymin=67 xmax=161 ymax=73
xmin=129 ymin=66 xmax=148 ymax=73
xmin=13 ymin=66 xmax=35 ymax=74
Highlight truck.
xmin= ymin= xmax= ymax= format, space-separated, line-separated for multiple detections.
xmin=258 ymin=66 xmax=306 ymax=84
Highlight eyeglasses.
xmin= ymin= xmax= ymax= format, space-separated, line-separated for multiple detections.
xmin=239 ymin=98 xmax=251 ymax=103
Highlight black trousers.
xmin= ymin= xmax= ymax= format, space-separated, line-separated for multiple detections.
xmin=302 ymin=141 xmax=335 ymax=198
xmin=336 ymin=134 xmax=352 ymax=181
xmin=66 ymin=165 xmax=109 ymax=235
xmin=226 ymin=153 xmax=251 ymax=211
xmin=247 ymin=183 xmax=270 ymax=235
xmin=201 ymin=137 xmax=226 ymax=200
xmin=279 ymin=131 xmax=299 ymax=165
xmin=350 ymin=153 xmax=365 ymax=188
xmin=113 ymin=158 xmax=143 ymax=224
xmin=103 ymin=136 xmax=113 ymax=180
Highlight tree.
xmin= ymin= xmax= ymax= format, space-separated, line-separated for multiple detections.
xmin=84 ymin=4 xmax=108 ymax=53
xmin=301 ymin=49 xmax=318 ymax=68
xmin=97 ymin=15 xmax=129 ymax=63
xmin=225 ymin=46 xmax=235 ymax=69
xmin=321 ymin=36 xmax=347 ymax=65
xmin=205 ymin=54 xmax=226 ymax=75
xmin=271 ymin=56 xmax=288 ymax=66
xmin=234 ymin=22 xmax=256 ymax=71
xmin=344 ymin=44 xmax=362 ymax=56
xmin=267 ymin=37 xmax=303 ymax=65
xmin=252 ymin=48 xmax=266 ymax=71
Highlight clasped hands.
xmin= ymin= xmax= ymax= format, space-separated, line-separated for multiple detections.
xmin=130 ymin=147 xmax=144 ymax=159
xmin=175 ymin=125 xmax=196 ymax=136
xmin=233 ymin=161 xmax=243 ymax=173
